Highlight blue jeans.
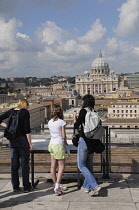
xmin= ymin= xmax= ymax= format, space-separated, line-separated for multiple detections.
xmin=9 ymin=136 xmax=31 ymax=190
xmin=77 ymin=137 xmax=98 ymax=191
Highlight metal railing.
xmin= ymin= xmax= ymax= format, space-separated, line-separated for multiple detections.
xmin=0 ymin=126 xmax=110 ymax=179
xmin=1 ymin=126 xmax=139 ymax=177
xmin=109 ymin=127 xmax=139 ymax=174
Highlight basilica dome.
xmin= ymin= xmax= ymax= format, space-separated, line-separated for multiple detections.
xmin=91 ymin=51 xmax=108 ymax=68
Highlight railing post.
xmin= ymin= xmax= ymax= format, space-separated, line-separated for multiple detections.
xmin=31 ymin=152 xmax=34 ymax=187
xmin=102 ymin=126 xmax=110 ymax=179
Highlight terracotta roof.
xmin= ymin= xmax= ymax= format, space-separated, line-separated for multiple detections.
xmin=95 ymin=99 xmax=116 ymax=105
xmin=103 ymin=118 xmax=139 ymax=124
xmin=109 ymin=101 xmax=139 ymax=105
xmin=28 ymin=103 xmax=45 ymax=110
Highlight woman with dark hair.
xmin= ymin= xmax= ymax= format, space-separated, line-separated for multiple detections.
xmin=74 ymin=94 xmax=101 ymax=196
xmin=48 ymin=106 xmax=68 ymax=195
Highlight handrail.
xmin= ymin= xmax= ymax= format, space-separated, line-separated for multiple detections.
xmin=109 ymin=127 xmax=139 ymax=174
xmin=0 ymin=126 xmax=110 ymax=179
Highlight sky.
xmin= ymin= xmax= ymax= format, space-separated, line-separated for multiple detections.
xmin=0 ymin=0 xmax=139 ymax=78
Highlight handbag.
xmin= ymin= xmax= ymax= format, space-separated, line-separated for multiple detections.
xmin=86 ymin=138 xmax=105 ymax=154
xmin=93 ymin=139 xmax=105 ymax=154
xmin=72 ymin=128 xmax=80 ymax=147
xmin=72 ymin=134 xmax=79 ymax=147
xmin=85 ymin=120 xmax=105 ymax=140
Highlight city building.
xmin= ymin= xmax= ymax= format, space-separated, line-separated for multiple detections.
xmin=103 ymin=118 xmax=139 ymax=128
xmin=95 ymin=99 xmax=116 ymax=111
xmin=75 ymin=51 xmax=119 ymax=96
xmin=0 ymin=93 xmax=25 ymax=104
xmin=108 ymin=101 xmax=139 ymax=118
xmin=0 ymin=94 xmax=15 ymax=104
xmin=54 ymin=98 xmax=69 ymax=111
xmin=124 ymin=74 xmax=139 ymax=88
xmin=64 ymin=107 xmax=80 ymax=125
xmin=68 ymin=96 xmax=78 ymax=108
xmin=30 ymin=87 xmax=53 ymax=96
xmin=29 ymin=103 xmax=45 ymax=129
xmin=7 ymin=82 xmax=25 ymax=90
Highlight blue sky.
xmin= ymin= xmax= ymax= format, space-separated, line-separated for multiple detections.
xmin=0 ymin=0 xmax=139 ymax=78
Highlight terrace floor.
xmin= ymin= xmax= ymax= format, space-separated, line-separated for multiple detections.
xmin=1 ymin=173 xmax=139 ymax=210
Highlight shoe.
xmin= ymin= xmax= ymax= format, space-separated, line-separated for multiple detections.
xmin=54 ymin=188 xmax=64 ymax=195
xmin=89 ymin=186 xmax=101 ymax=196
xmin=24 ymin=189 xmax=31 ymax=193
xmin=13 ymin=188 xmax=21 ymax=192
xmin=81 ymin=186 xmax=90 ymax=193
xmin=53 ymin=184 xmax=67 ymax=191
xmin=59 ymin=184 xmax=67 ymax=191
xmin=24 ymin=186 xmax=33 ymax=193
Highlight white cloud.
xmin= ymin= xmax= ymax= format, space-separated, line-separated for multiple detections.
xmin=0 ymin=18 xmax=22 ymax=50
xmin=134 ymin=47 xmax=139 ymax=56
xmin=16 ymin=32 xmax=30 ymax=39
xmin=103 ymin=37 xmax=139 ymax=74
xmin=36 ymin=21 xmax=69 ymax=45
xmin=0 ymin=51 xmax=20 ymax=77
xmin=1 ymin=14 xmax=139 ymax=78
xmin=78 ymin=19 xmax=107 ymax=43
xmin=114 ymin=0 xmax=139 ymax=37
xmin=0 ymin=17 xmax=38 ymax=78
xmin=105 ymin=37 xmax=130 ymax=55
xmin=16 ymin=32 xmax=38 ymax=52
xmin=35 ymin=20 xmax=94 ymax=75
xmin=50 ymin=40 xmax=92 ymax=57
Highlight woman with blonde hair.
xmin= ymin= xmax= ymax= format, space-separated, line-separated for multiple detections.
xmin=48 ymin=105 xmax=68 ymax=195
xmin=0 ymin=99 xmax=32 ymax=193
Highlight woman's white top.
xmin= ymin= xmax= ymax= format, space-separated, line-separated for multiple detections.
xmin=48 ymin=118 xmax=66 ymax=145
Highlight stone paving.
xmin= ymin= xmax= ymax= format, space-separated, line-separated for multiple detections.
xmin=1 ymin=174 xmax=139 ymax=210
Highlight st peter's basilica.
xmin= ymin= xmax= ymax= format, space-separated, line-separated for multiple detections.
xmin=75 ymin=51 xmax=119 ymax=96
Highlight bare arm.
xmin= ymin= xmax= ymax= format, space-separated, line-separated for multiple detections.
xmin=73 ymin=111 xmax=77 ymax=123
xmin=0 ymin=122 xmax=6 ymax=128
xmin=26 ymin=133 xmax=33 ymax=151
xmin=62 ymin=125 xmax=68 ymax=145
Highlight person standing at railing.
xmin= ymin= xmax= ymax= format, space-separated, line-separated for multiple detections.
xmin=74 ymin=94 xmax=101 ymax=196
xmin=48 ymin=106 xmax=68 ymax=195
xmin=0 ymin=99 xmax=32 ymax=193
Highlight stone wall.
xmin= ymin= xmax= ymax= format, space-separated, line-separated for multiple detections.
xmin=1 ymin=145 xmax=139 ymax=174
